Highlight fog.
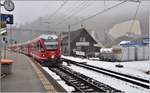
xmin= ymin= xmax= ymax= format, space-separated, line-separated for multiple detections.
xmin=1 ymin=0 xmax=149 ymax=45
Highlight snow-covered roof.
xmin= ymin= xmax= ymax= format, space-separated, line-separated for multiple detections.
xmin=119 ymin=41 xmax=131 ymax=45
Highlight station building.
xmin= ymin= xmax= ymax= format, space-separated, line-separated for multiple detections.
xmin=61 ymin=28 xmax=101 ymax=57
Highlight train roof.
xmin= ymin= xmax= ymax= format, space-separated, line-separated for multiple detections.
xmin=38 ymin=34 xmax=58 ymax=40
xmin=10 ymin=34 xmax=59 ymax=47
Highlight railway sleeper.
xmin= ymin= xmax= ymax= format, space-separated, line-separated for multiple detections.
xmin=50 ymin=66 xmax=122 ymax=92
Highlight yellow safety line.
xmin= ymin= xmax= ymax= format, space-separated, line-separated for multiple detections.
xmin=25 ymin=56 xmax=56 ymax=92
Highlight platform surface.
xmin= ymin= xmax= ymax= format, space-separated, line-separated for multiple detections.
xmin=1 ymin=50 xmax=46 ymax=92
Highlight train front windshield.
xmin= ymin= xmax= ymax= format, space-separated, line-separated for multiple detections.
xmin=44 ymin=39 xmax=58 ymax=51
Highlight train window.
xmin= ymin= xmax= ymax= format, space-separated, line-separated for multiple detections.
xmin=40 ymin=47 xmax=44 ymax=52
xmin=39 ymin=43 xmax=45 ymax=52
xmin=44 ymin=39 xmax=58 ymax=42
xmin=34 ymin=43 xmax=39 ymax=51
xmin=45 ymin=44 xmax=58 ymax=51
xmin=44 ymin=42 xmax=58 ymax=51
xmin=35 ymin=42 xmax=45 ymax=52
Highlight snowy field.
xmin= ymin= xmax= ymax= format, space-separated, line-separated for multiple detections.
xmin=62 ymin=55 xmax=150 ymax=93
xmin=62 ymin=56 xmax=150 ymax=80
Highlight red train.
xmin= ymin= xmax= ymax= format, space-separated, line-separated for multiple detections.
xmin=9 ymin=34 xmax=62 ymax=66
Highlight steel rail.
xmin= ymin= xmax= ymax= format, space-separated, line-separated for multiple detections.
xmin=63 ymin=58 xmax=150 ymax=89
xmin=49 ymin=65 xmax=122 ymax=92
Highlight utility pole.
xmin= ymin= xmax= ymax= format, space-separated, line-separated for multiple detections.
xmin=68 ymin=25 xmax=70 ymax=56
xmin=67 ymin=25 xmax=71 ymax=66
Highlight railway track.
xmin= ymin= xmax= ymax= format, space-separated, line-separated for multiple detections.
xmin=63 ymin=58 xmax=150 ymax=89
xmin=49 ymin=65 xmax=122 ymax=92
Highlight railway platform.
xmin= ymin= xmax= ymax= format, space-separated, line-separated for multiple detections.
xmin=1 ymin=50 xmax=55 ymax=92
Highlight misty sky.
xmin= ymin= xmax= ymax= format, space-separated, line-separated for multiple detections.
xmin=1 ymin=0 xmax=149 ymax=44
xmin=2 ymin=0 xmax=149 ymax=26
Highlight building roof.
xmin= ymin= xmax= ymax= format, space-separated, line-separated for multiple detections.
xmin=62 ymin=28 xmax=83 ymax=42
xmin=63 ymin=28 xmax=91 ymax=42
xmin=70 ymin=28 xmax=83 ymax=43
xmin=62 ymin=28 xmax=104 ymax=47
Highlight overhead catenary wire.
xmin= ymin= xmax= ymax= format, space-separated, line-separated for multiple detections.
xmin=54 ymin=1 xmax=93 ymax=27
xmin=58 ymin=1 xmax=111 ymax=29
xmin=70 ymin=0 xmax=129 ymax=27
xmin=128 ymin=1 xmax=141 ymax=36
xmin=45 ymin=1 xmax=68 ymax=21
xmin=53 ymin=1 xmax=88 ymax=26
xmin=58 ymin=1 xmax=89 ymax=23
xmin=39 ymin=1 xmax=68 ymax=32
xmin=49 ymin=1 xmax=86 ymax=30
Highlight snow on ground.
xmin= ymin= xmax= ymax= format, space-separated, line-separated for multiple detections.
xmin=42 ymin=67 xmax=75 ymax=92
xmin=63 ymin=62 xmax=150 ymax=93
xmin=62 ymin=55 xmax=150 ymax=80
xmin=62 ymin=55 xmax=89 ymax=63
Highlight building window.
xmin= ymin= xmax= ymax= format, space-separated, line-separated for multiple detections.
xmin=83 ymin=37 xmax=86 ymax=42
xmin=80 ymin=37 xmax=82 ymax=41
xmin=77 ymin=46 xmax=81 ymax=51
xmin=80 ymin=37 xmax=86 ymax=42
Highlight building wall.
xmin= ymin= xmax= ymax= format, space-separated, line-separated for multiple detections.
xmin=62 ymin=29 xmax=99 ymax=56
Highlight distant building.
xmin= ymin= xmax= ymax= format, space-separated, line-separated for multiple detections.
xmin=108 ymin=20 xmax=142 ymax=40
xmin=62 ymin=28 xmax=101 ymax=57
xmin=119 ymin=36 xmax=150 ymax=47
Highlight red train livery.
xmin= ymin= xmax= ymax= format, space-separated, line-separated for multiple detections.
xmin=10 ymin=34 xmax=62 ymax=66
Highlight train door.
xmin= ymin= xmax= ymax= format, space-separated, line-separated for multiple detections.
xmin=39 ymin=42 xmax=45 ymax=52
xmin=34 ymin=41 xmax=40 ymax=57
xmin=35 ymin=41 xmax=45 ymax=58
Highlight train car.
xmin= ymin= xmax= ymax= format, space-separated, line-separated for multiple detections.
xmin=30 ymin=34 xmax=62 ymax=66
xmin=8 ymin=44 xmax=17 ymax=52
xmin=9 ymin=34 xmax=62 ymax=66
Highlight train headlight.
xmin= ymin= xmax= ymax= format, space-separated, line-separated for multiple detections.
xmin=42 ymin=54 xmax=45 ymax=57
xmin=51 ymin=55 xmax=55 ymax=59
